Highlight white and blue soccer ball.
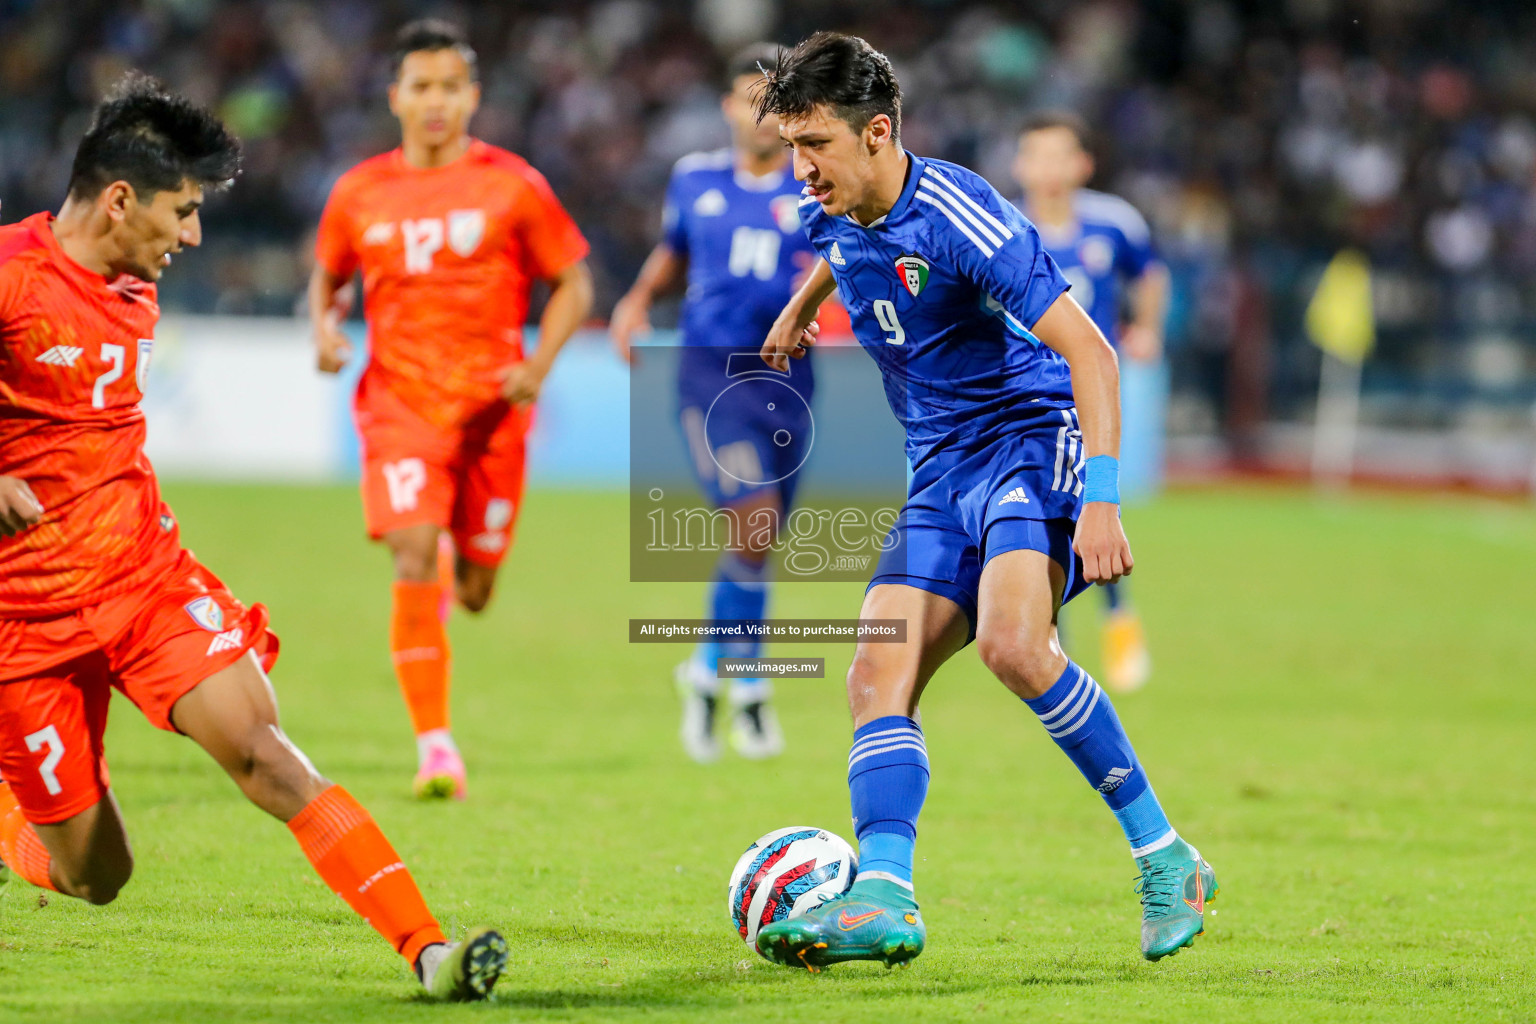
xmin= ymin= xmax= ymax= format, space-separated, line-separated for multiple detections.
xmin=727 ymin=826 xmax=857 ymax=950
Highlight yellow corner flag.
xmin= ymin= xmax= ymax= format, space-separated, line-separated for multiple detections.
xmin=1305 ymin=249 xmax=1375 ymax=365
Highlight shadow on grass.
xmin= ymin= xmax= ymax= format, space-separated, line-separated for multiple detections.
xmin=487 ymin=922 xmax=1076 ymax=1013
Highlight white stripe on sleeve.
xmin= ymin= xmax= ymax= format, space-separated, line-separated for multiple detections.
xmin=914 ymin=192 xmax=995 ymax=258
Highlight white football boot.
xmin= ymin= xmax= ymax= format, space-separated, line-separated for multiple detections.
xmin=674 ymin=658 xmax=722 ymax=763
xmin=729 ymin=679 xmax=784 ymax=759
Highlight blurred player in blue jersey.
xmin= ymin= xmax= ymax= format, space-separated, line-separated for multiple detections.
xmin=1012 ymin=111 xmax=1170 ymax=693
xmin=611 ymin=45 xmax=815 ymax=763
xmin=748 ymin=33 xmax=1216 ymax=970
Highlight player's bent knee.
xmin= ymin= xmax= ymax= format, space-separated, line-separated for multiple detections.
xmin=845 ymin=646 xmax=909 ymax=718
xmin=62 ymin=855 xmax=133 ymax=906
xmin=238 ymin=726 xmax=329 ymax=817
xmin=456 ymin=582 xmax=492 ymax=614
xmin=385 ymin=526 xmax=441 ymax=583
xmin=455 ymin=562 xmax=497 ymax=613
xmin=391 ymin=548 xmax=438 ymax=583
xmin=975 ymin=629 xmax=1059 ymax=699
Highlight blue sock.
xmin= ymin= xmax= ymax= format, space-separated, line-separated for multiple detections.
xmin=1024 ymin=662 xmax=1176 ymax=856
xmin=847 ymin=716 xmax=927 ymax=896
xmin=1104 ymin=580 xmax=1125 ymax=612
xmin=693 ymin=552 xmax=769 ymax=699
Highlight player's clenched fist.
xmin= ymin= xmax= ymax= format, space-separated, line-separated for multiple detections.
xmin=1073 ymin=501 xmax=1134 ymax=584
xmin=499 ymin=361 xmax=547 ymax=407
xmin=0 ymin=475 xmax=44 ymax=537
xmin=761 ymin=316 xmax=820 ymax=373
xmin=314 ymin=282 xmax=355 ymax=373
xmin=608 ymin=290 xmax=651 ymax=366
xmin=315 ymin=314 xmax=353 ymax=373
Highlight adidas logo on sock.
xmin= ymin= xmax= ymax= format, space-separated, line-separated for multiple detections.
xmin=35 ymin=345 xmax=84 ymax=367
xmin=996 ymin=486 xmax=1030 ymax=506
xmin=829 ymin=242 xmax=846 ymax=266
xmin=1097 ymin=766 xmax=1134 ymax=793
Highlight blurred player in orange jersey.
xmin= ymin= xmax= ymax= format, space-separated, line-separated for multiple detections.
xmin=309 ymin=20 xmax=594 ymax=800
xmin=0 ymin=76 xmax=506 ymax=1000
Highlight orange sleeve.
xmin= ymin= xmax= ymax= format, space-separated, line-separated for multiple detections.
xmin=0 ymin=231 xmax=35 ymax=322
xmin=509 ymin=165 xmax=589 ymax=281
xmin=314 ymin=179 xmax=359 ymax=280
xmin=0 ymin=268 xmax=18 ymax=323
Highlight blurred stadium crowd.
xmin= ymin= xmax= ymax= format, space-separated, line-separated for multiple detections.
xmin=3 ymin=0 xmax=1535 ymax=447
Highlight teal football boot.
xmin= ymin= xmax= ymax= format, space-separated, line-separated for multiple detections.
xmin=1136 ymin=837 xmax=1219 ymax=960
xmin=756 ymin=879 xmax=924 ymax=971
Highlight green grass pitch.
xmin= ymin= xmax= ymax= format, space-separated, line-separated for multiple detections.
xmin=1 ymin=483 xmax=1532 ymax=1023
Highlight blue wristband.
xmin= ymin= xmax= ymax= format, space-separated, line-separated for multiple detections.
xmin=1082 ymin=455 xmax=1120 ymax=504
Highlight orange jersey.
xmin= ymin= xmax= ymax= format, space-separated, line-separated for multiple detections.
xmin=315 ymin=140 xmax=590 ymax=429
xmin=0 ymin=212 xmax=181 ymax=617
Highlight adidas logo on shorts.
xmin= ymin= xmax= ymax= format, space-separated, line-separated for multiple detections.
xmin=996 ymin=486 xmax=1029 ymax=506
xmin=206 ymin=628 xmax=244 ymax=656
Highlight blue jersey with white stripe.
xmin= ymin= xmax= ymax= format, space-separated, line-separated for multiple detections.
xmin=663 ymin=149 xmax=815 ymax=347
xmin=1019 ymin=189 xmax=1157 ymax=348
xmin=800 ymin=152 xmax=1072 ymax=469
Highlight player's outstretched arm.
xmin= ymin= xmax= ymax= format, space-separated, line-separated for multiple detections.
xmin=1031 ymin=293 xmax=1134 ymax=584
xmin=762 ymin=257 xmax=835 ymax=372
xmin=308 ymin=265 xmax=355 ymax=373
xmin=501 ymin=258 xmax=594 ymax=406
xmin=1121 ymin=261 xmax=1170 ymax=364
xmin=610 ymin=243 xmax=685 ymax=365
xmin=0 ymin=475 xmax=44 ymax=537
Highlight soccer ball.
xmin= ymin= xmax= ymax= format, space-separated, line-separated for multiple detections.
xmin=727 ymin=826 xmax=858 ymax=951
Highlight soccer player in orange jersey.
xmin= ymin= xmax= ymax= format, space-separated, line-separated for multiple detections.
xmin=0 ymin=76 xmax=506 ymax=1000
xmin=309 ymin=21 xmax=594 ymax=800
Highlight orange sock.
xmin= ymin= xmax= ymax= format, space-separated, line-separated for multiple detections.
xmin=0 ymin=781 xmax=57 ymax=891
xmin=436 ymin=535 xmax=456 ymax=624
xmin=287 ymin=785 xmax=445 ymax=965
xmin=391 ymin=580 xmax=451 ymax=735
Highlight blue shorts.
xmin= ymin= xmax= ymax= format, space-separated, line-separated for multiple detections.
xmin=870 ymin=413 xmax=1090 ymax=638
xmin=676 ymin=345 xmax=814 ymax=510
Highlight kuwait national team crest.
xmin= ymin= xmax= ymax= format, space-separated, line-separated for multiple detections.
xmin=770 ymin=194 xmax=802 ymax=234
xmin=895 ymin=253 xmax=930 ymax=297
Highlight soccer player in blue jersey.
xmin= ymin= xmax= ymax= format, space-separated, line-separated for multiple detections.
xmin=1012 ymin=111 xmax=1170 ymax=692
xmin=749 ymin=33 xmax=1217 ymax=968
xmin=612 ymin=45 xmax=816 ymax=762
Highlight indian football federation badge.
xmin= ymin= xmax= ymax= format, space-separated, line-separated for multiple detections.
xmin=446 ymin=209 xmax=485 ymax=257
xmin=895 ymin=253 xmax=930 ymax=297
xmin=136 ymin=338 xmax=153 ymax=393
xmin=184 ymin=595 xmax=224 ymax=632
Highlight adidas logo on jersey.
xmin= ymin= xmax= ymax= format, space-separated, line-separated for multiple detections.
xmin=206 ymin=627 xmax=244 ymax=656
xmin=694 ymin=189 xmax=727 ymax=216
xmin=829 ymin=242 xmax=846 ymax=266
xmin=996 ymin=486 xmax=1030 ymax=506
xmin=1097 ymin=767 xmax=1134 ymax=794
xmin=36 ymin=345 xmax=84 ymax=367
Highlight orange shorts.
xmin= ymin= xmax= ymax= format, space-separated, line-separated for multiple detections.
xmin=0 ymin=550 xmax=278 ymax=825
xmin=354 ymin=374 xmax=529 ymax=567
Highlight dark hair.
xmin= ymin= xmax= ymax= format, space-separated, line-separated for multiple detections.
xmin=724 ymin=43 xmax=783 ymax=92
xmin=391 ymin=19 xmax=477 ymax=79
xmin=1020 ymin=110 xmax=1093 ymax=152
xmin=67 ymin=74 xmax=241 ymax=201
xmin=754 ymin=32 xmax=901 ymax=141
